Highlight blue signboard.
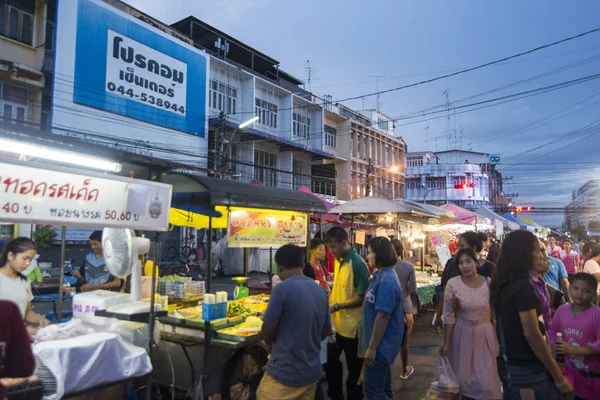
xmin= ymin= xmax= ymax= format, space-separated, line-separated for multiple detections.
xmin=72 ymin=0 xmax=206 ymax=136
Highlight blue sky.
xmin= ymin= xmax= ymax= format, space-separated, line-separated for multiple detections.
xmin=124 ymin=0 xmax=600 ymax=227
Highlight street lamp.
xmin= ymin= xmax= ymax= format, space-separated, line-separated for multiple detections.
xmin=221 ymin=116 xmax=261 ymax=177
xmin=238 ymin=116 xmax=259 ymax=129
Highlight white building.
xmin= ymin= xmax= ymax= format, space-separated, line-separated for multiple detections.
xmin=171 ymin=17 xmax=336 ymax=191
xmin=565 ymin=180 xmax=600 ymax=233
xmin=404 ymin=151 xmax=491 ymax=209
xmin=45 ymin=0 xmax=337 ymax=192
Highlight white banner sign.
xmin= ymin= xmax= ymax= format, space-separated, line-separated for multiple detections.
xmin=495 ymin=219 xmax=504 ymax=239
xmin=0 ymin=162 xmax=172 ymax=231
xmin=106 ymin=30 xmax=188 ymax=116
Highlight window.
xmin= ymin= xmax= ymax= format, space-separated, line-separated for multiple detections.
xmin=406 ymin=156 xmax=424 ymax=167
xmin=1 ymin=2 xmax=34 ymax=45
xmin=45 ymin=20 xmax=54 ymax=52
xmin=369 ymin=138 xmax=373 ymax=160
xmin=0 ymin=82 xmax=28 ymax=124
xmin=406 ymin=180 xmax=421 ymax=190
xmin=324 ymin=125 xmax=337 ymax=148
xmin=208 ymin=79 xmax=237 ymax=115
xmin=377 ymin=117 xmax=389 ymax=131
xmin=255 ymin=98 xmax=278 ymax=128
xmin=385 ymin=145 xmax=389 ymax=166
xmin=426 ymin=178 xmax=445 ymax=189
xmin=293 ymin=111 xmax=311 ymax=139
xmin=293 ymin=159 xmax=303 ymax=189
xmin=254 ymin=150 xmax=277 ymax=187
xmin=357 ymin=134 xmax=361 ymax=158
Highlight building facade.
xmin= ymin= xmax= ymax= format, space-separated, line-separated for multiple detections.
xmin=0 ymin=0 xmax=47 ymax=126
xmin=171 ymin=17 xmax=335 ymax=190
xmin=321 ymin=104 xmax=405 ymax=201
xmin=404 ymin=149 xmax=510 ymax=211
xmin=405 ymin=151 xmax=491 ymax=208
xmin=565 ymin=180 xmax=600 ymax=233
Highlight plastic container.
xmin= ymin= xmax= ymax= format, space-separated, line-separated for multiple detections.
xmin=186 ymin=281 xmax=206 ymax=297
xmin=72 ymin=290 xmax=129 ymax=326
xmin=202 ymin=301 xmax=227 ymax=321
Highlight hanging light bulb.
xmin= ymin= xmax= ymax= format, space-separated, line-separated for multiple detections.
xmin=385 ymin=213 xmax=393 ymax=222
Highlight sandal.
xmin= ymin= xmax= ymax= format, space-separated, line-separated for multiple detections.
xmin=400 ymin=365 xmax=414 ymax=380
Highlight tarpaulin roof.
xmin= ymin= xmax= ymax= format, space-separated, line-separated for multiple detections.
xmin=297 ymin=186 xmax=340 ymax=222
xmin=476 ymin=207 xmax=520 ymax=230
xmin=502 ymin=213 xmax=529 ymax=230
xmin=440 ymin=203 xmax=480 ymax=225
xmin=329 ymin=197 xmax=430 ymax=215
xmin=163 ymin=173 xmax=328 ymax=214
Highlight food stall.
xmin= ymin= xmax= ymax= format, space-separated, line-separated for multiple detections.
xmin=0 ymin=155 xmax=174 ymax=399
xmin=152 ymin=173 xmax=328 ymax=399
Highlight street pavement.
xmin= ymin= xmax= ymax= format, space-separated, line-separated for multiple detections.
xmin=390 ymin=314 xmax=443 ymax=399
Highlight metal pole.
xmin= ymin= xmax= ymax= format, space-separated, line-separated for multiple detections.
xmin=206 ymin=219 xmax=213 ymax=293
xmin=350 ymin=215 xmax=355 ymax=246
xmin=268 ymin=247 xmax=273 ymax=294
xmin=203 ymin=218 xmax=213 ymax=394
xmin=57 ymin=226 xmax=66 ymax=322
xmin=243 ymin=248 xmax=249 ymax=277
xmin=319 ymin=214 xmax=323 ymax=239
xmin=145 ymin=231 xmax=160 ymax=400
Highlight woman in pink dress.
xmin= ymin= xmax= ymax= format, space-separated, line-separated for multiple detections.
xmin=441 ymin=248 xmax=502 ymax=399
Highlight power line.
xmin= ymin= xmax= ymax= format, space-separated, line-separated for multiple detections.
xmin=335 ymin=27 xmax=600 ymax=104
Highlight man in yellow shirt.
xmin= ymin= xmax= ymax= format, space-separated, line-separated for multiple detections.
xmin=324 ymin=227 xmax=370 ymax=400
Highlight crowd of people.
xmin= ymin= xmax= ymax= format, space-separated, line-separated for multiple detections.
xmin=259 ymin=228 xmax=600 ymax=400
xmin=2 ymin=226 xmax=600 ymax=399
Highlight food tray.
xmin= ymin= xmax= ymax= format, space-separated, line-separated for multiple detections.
xmin=216 ymin=328 xmax=260 ymax=343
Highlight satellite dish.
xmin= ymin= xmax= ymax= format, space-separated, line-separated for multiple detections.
xmin=103 ymin=228 xmax=150 ymax=301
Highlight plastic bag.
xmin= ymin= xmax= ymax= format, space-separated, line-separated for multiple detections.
xmin=431 ymin=356 xmax=459 ymax=394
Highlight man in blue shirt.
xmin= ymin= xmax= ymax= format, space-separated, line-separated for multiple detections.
xmin=258 ymin=244 xmax=331 ymax=399
xmin=540 ymin=240 xmax=570 ymax=302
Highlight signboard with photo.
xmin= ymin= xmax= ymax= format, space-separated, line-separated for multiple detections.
xmin=227 ymin=208 xmax=308 ymax=248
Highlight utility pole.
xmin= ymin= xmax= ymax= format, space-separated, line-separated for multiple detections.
xmin=371 ymin=75 xmax=385 ymax=111
xmin=365 ymin=158 xmax=373 ymax=197
xmin=305 ymin=60 xmax=312 ymax=92
xmin=215 ymin=111 xmax=226 ymax=178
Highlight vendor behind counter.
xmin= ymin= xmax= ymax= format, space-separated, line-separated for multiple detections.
xmin=72 ymin=231 xmax=122 ymax=292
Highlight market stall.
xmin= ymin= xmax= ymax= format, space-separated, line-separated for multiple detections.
xmin=151 ymin=173 xmax=328 ymax=399
xmin=0 ymin=158 xmax=173 ymax=399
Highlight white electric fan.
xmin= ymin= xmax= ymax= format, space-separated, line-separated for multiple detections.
xmin=102 ymin=228 xmax=152 ymax=315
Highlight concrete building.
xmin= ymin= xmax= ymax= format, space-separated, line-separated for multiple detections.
xmin=404 ymin=149 xmax=509 ymax=211
xmin=0 ymin=0 xmax=47 ymax=126
xmin=405 ymin=151 xmax=490 ymax=208
xmin=0 ymin=0 xmax=48 ymax=240
xmin=319 ymin=104 xmax=405 ymax=201
xmin=565 ymin=180 xmax=600 ymax=233
xmin=171 ymin=17 xmax=336 ymax=190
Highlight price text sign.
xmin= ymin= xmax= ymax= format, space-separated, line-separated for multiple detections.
xmin=0 ymin=162 xmax=172 ymax=231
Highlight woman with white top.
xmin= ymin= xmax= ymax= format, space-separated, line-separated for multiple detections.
xmin=0 ymin=237 xmax=50 ymax=330
xmin=582 ymin=242 xmax=600 ymax=304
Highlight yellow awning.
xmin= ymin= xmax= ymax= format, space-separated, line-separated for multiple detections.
xmin=169 ymin=206 xmax=229 ymax=229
